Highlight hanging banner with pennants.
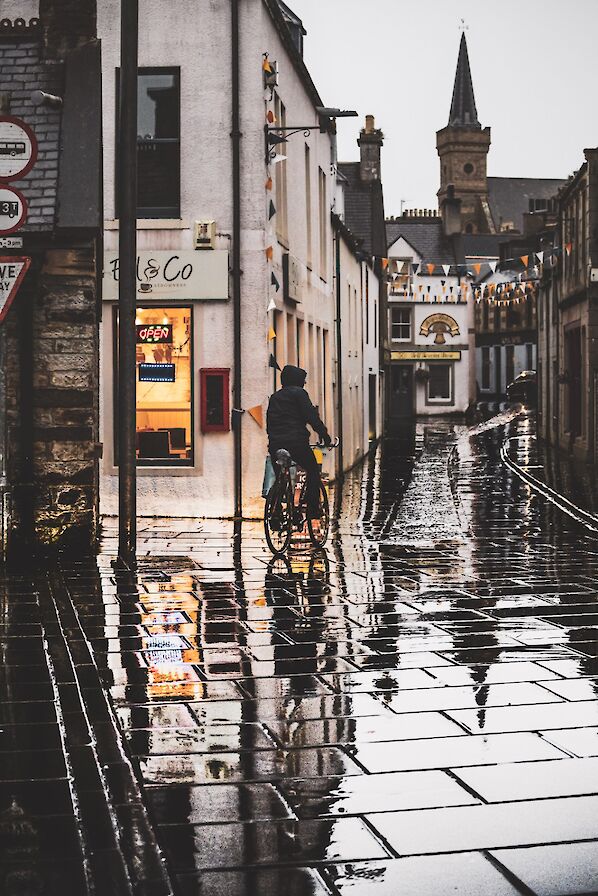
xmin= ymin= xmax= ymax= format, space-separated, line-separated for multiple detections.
xmin=0 ymin=255 xmax=30 ymax=323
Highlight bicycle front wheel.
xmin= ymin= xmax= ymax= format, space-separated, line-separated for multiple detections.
xmin=264 ymin=477 xmax=294 ymax=554
xmin=307 ymin=482 xmax=330 ymax=548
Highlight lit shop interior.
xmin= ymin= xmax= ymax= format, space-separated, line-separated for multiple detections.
xmin=133 ymin=305 xmax=192 ymax=464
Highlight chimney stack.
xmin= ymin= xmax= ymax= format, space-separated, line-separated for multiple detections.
xmin=358 ymin=114 xmax=384 ymax=183
xmin=441 ymin=184 xmax=462 ymax=236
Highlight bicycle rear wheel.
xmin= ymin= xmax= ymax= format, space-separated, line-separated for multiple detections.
xmin=264 ymin=477 xmax=293 ymax=554
xmin=307 ymin=482 xmax=330 ymax=548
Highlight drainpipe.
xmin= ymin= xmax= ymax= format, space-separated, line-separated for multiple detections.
xmin=334 ymin=224 xmax=344 ymax=479
xmin=117 ymin=0 xmax=138 ymax=567
xmin=231 ymin=0 xmax=242 ymax=519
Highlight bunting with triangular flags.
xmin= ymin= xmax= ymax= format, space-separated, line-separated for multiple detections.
xmin=268 ymin=200 xmax=276 ymax=220
xmin=271 ymin=272 xmax=280 ymax=291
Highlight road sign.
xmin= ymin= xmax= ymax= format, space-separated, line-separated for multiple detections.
xmin=0 ymin=116 xmax=37 ymax=181
xmin=0 ymin=256 xmax=31 ymax=323
xmin=0 ymin=236 xmax=23 ymax=249
xmin=0 ymin=185 xmax=27 ymax=235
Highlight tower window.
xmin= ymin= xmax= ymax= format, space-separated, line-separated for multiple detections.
xmin=465 ymin=223 xmax=475 ymax=234
xmin=463 ymin=163 xmax=474 ymax=174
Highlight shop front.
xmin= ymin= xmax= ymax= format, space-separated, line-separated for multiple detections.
xmin=100 ymin=248 xmax=231 ymax=517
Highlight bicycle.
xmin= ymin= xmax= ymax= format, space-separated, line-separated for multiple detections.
xmin=264 ymin=439 xmax=339 ymax=554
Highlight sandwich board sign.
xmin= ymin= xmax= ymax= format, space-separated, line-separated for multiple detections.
xmin=0 ymin=256 xmax=30 ymax=323
xmin=0 ymin=116 xmax=38 ymax=181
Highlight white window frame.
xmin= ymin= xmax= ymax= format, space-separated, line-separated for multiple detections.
xmin=426 ymin=363 xmax=454 ymax=405
xmin=390 ymin=307 xmax=412 ymax=342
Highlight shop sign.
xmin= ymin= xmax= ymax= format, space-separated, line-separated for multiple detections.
xmin=136 ymin=323 xmax=173 ymax=344
xmin=0 ymin=255 xmax=30 ymax=323
xmin=0 ymin=185 xmax=27 ymax=235
xmin=139 ymin=362 xmax=176 ymax=383
xmin=103 ymin=250 xmax=229 ymax=301
xmin=391 ymin=350 xmax=461 ymax=361
xmin=420 ymin=313 xmax=460 ymax=345
xmin=0 ymin=117 xmax=37 ymax=181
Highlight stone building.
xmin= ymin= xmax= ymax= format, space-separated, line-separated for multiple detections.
xmin=434 ymin=32 xmax=565 ymax=402
xmin=0 ymin=0 xmax=101 ymax=557
xmin=538 ymin=149 xmax=598 ymax=463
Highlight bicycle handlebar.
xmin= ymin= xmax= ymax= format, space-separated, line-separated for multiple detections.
xmin=310 ymin=437 xmax=340 ymax=449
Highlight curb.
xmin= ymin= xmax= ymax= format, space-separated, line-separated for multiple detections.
xmin=500 ymin=437 xmax=598 ymax=533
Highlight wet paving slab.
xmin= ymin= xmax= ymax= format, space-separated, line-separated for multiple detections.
xmin=42 ymin=409 xmax=598 ymax=893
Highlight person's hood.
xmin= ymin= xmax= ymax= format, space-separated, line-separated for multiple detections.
xmin=280 ymin=365 xmax=307 ymax=388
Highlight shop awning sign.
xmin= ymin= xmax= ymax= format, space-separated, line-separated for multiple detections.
xmin=391 ymin=350 xmax=461 ymax=361
xmin=0 ymin=255 xmax=30 ymax=323
xmin=103 ymin=250 xmax=229 ymax=301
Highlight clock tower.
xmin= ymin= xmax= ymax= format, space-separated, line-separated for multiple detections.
xmin=436 ymin=33 xmax=493 ymax=234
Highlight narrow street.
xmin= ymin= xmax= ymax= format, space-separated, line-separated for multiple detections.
xmin=3 ymin=409 xmax=598 ymax=895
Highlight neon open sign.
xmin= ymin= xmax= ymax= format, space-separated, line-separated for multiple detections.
xmin=136 ymin=324 xmax=173 ymax=344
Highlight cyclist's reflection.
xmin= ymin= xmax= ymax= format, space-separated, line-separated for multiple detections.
xmin=265 ymin=552 xmax=330 ymax=695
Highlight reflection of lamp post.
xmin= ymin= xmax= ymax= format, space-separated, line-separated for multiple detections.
xmin=265 ymin=107 xmax=357 ymax=161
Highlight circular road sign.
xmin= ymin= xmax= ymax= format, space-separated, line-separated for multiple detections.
xmin=0 ymin=185 xmax=28 ymax=235
xmin=0 ymin=116 xmax=38 ymax=181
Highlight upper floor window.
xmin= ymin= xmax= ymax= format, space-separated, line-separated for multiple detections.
xmin=390 ymin=307 xmax=411 ymax=342
xmin=116 ymin=68 xmax=180 ymax=218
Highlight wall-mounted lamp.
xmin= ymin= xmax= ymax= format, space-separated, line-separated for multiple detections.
xmin=265 ymin=107 xmax=357 ymax=162
xmin=31 ymin=90 xmax=63 ymax=109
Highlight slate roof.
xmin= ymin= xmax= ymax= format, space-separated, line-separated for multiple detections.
xmin=337 ymin=162 xmax=386 ymax=257
xmin=448 ymin=33 xmax=480 ymax=129
xmin=487 ymin=177 xmax=566 ymax=233
xmin=462 ymin=233 xmax=513 ymax=259
xmin=386 ymin=218 xmax=461 ymax=266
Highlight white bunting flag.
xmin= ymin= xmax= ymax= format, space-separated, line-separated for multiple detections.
xmin=442 ymin=264 xmax=451 ymax=276
xmin=267 ymin=297 xmax=276 ymax=312
xmin=536 ymin=251 xmax=544 ymax=263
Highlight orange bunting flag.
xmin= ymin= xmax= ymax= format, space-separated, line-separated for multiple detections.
xmin=265 ymin=176 xmax=273 ymax=191
xmin=418 ymin=284 xmax=423 ymax=291
xmin=262 ymin=58 xmax=272 ymax=73
xmin=381 ymin=258 xmax=389 ymax=270
xmin=426 ymin=263 xmax=435 ymax=275
xmin=520 ymin=255 xmax=529 ymax=267
xmin=565 ymin=243 xmax=572 ymax=256
xmin=265 ymin=246 xmax=273 ymax=260
xmin=267 ymin=110 xmax=276 ymax=124
xmin=247 ymin=405 xmax=264 ymax=428
xmin=267 ymin=327 xmax=276 ymax=341
xmin=473 ymin=263 xmax=482 ymax=276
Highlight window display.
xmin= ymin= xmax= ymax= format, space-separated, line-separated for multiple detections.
xmin=115 ymin=305 xmax=193 ymax=465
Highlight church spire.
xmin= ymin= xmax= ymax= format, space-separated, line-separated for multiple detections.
xmin=448 ymin=33 xmax=480 ymax=129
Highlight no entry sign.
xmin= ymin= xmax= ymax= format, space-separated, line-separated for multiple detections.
xmin=0 ymin=185 xmax=27 ymax=235
xmin=0 ymin=116 xmax=38 ymax=181
xmin=0 ymin=256 xmax=31 ymax=323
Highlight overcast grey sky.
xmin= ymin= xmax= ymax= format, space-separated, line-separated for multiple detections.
xmin=290 ymin=0 xmax=598 ymax=215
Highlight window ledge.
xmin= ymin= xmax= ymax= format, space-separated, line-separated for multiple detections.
xmin=105 ymin=219 xmax=190 ymax=230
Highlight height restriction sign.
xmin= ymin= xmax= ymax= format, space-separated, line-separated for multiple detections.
xmin=0 ymin=256 xmax=30 ymax=323
xmin=0 ymin=117 xmax=37 ymax=181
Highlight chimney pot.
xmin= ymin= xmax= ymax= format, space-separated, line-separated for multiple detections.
xmin=365 ymin=114 xmax=375 ymax=133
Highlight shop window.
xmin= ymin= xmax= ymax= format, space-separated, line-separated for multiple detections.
xmin=427 ymin=363 xmax=452 ymax=403
xmin=114 ymin=305 xmax=193 ymax=466
xmin=116 ymin=67 xmax=180 ymax=218
xmin=390 ymin=307 xmax=411 ymax=341
xmin=200 ymin=369 xmax=230 ymax=433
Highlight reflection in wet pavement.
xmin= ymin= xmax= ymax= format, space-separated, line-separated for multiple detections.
xmin=6 ymin=410 xmax=598 ymax=893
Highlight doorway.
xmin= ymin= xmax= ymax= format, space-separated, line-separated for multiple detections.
xmin=389 ymin=364 xmax=414 ymax=430
xmin=565 ymin=326 xmax=582 ymax=438
xmin=368 ymin=374 xmax=377 ymax=441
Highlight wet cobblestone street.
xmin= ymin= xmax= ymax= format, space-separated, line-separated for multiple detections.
xmin=3 ymin=410 xmax=598 ymax=894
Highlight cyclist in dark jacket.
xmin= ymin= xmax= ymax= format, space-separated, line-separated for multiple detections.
xmin=267 ymin=365 xmax=332 ymax=519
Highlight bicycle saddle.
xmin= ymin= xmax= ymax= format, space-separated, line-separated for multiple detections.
xmin=274 ymin=448 xmax=292 ymax=468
